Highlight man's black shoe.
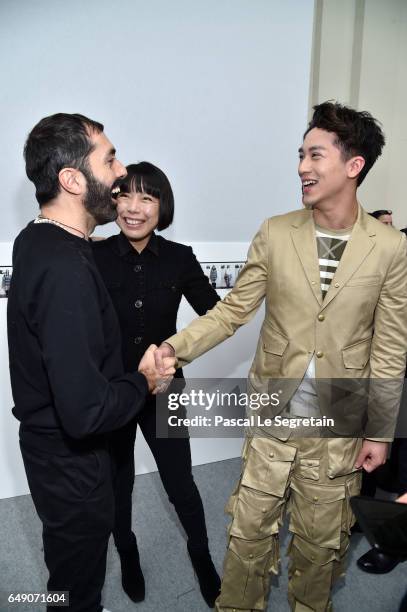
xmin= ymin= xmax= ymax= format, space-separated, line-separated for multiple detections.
xmin=187 ymin=544 xmax=221 ymax=608
xmin=118 ymin=542 xmax=145 ymax=602
xmin=357 ymin=547 xmax=401 ymax=574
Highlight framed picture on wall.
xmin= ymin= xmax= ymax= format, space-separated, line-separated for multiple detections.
xmin=0 ymin=266 xmax=12 ymax=298
xmin=200 ymin=261 xmax=245 ymax=290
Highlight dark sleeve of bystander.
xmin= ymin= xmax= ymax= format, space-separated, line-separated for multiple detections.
xmin=181 ymin=247 xmax=220 ymax=315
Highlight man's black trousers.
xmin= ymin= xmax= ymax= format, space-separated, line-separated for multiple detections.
xmin=20 ymin=437 xmax=114 ymax=612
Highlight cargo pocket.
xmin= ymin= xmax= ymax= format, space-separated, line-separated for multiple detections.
xmin=342 ymin=472 xmax=362 ymax=533
xmin=262 ymin=326 xmax=289 ymax=356
xmin=224 ymin=436 xmax=252 ymax=517
xmin=332 ymin=531 xmax=350 ymax=584
xmin=342 ymin=337 xmax=371 ymax=369
xmin=230 ymin=485 xmax=282 ymax=540
xmin=219 ymin=535 xmax=277 ymax=610
xmin=229 ymin=437 xmax=295 ymax=540
xmin=327 ymin=438 xmax=362 ymax=478
xmin=224 ymin=478 xmax=240 ymax=518
xmin=288 ymin=534 xmax=337 ymax=571
xmin=259 ymin=323 xmax=289 ymax=378
xmin=241 ymin=437 xmax=297 ymax=498
xmin=288 ymin=535 xmax=337 ymax=611
xmin=297 ymin=458 xmax=320 ymax=481
xmin=289 ymin=478 xmax=345 ymax=549
xmin=241 ymin=435 xmax=252 ymax=461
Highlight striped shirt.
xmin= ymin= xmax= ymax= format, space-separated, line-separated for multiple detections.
xmin=315 ymin=224 xmax=352 ymax=298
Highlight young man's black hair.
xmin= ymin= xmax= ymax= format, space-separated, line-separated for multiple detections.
xmin=305 ymin=101 xmax=385 ymax=185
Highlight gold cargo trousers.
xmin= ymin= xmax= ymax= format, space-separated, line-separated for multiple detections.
xmin=215 ymin=436 xmax=362 ymax=612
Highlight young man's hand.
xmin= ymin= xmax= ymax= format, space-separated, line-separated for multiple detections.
xmin=354 ymin=440 xmax=388 ymax=472
xmin=138 ymin=344 xmax=176 ymax=393
xmin=154 ymin=342 xmax=176 ymax=376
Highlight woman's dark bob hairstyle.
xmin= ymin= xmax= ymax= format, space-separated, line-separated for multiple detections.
xmin=117 ymin=162 xmax=174 ymax=231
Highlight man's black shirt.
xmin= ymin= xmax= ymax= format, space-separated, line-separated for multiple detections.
xmin=92 ymin=232 xmax=220 ymax=374
xmin=7 ymin=222 xmax=148 ymax=444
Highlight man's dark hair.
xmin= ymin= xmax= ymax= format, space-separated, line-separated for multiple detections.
xmin=118 ymin=162 xmax=174 ymax=231
xmin=369 ymin=209 xmax=392 ymax=219
xmin=24 ymin=113 xmax=104 ymax=205
xmin=305 ymin=101 xmax=385 ymax=186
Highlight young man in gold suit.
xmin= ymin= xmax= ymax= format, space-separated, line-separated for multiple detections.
xmin=152 ymin=102 xmax=407 ymax=611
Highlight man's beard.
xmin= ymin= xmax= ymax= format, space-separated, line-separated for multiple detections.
xmin=82 ymin=167 xmax=118 ymax=225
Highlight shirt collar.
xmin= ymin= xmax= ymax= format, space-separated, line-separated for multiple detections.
xmin=117 ymin=231 xmax=159 ymax=257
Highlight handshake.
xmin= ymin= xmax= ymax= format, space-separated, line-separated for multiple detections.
xmin=138 ymin=342 xmax=176 ymax=394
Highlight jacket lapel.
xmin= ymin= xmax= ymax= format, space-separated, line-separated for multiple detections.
xmin=291 ymin=211 xmax=323 ymax=306
xmin=320 ymin=206 xmax=376 ymax=311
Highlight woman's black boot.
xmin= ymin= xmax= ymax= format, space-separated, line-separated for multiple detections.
xmin=118 ymin=534 xmax=145 ymax=603
xmin=187 ymin=543 xmax=221 ymax=608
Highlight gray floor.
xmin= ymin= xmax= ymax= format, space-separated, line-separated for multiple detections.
xmin=0 ymin=457 xmax=405 ymax=612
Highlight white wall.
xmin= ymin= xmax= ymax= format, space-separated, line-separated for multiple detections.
xmin=309 ymin=0 xmax=407 ymax=228
xmin=0 ymin=0 xmax=314 ymax=499
xmin=0 ymin=0 xmax=314 ymax=243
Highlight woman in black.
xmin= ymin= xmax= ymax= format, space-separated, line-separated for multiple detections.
xmin=92 ymin=162 xmax=220 ymax=607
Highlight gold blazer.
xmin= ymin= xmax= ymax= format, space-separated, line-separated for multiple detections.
xmin=167 ymin=206 xmax=407 ymax=438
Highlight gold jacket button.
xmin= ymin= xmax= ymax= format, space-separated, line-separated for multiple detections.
xmin=269 ymin=452 xmax=274 ymax=458
xmin=318 ymin=314 xmax=325 ymax=321
xmin=316 ymin=351 xmax=323 ymax=358
xmin=313 ymin=496 xmax=319 ymax=502
xmin=334 ymin=282 xmax=340 ymax=288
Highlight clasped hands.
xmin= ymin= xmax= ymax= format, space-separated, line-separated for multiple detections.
xmin=138 ymin=343 xmax=176 ymax=394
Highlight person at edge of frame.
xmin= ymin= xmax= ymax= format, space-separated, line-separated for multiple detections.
xmin=353 ymin=490 xmax=407 ymax=611
xmin=355 ymin=213 xmax=407 ymax=574
xmin=6 ymin=114 xmax=175 ymax=612
xmin=91 ymin=161 xmax=221 ymax=607
xmin=369 ymin=209 xmax=393 ymax=226
xmin=151 ymin=102 xmax=407 ymax=611
xmin=394 ymin=491 xmax=407 ymax=611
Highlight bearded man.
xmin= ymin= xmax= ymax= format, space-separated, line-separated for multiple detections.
xmin=7 ymin=113 xmax=175 ymax=612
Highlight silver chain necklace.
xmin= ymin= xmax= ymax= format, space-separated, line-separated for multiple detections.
xmin=34 ymin=215 xmax=86 ymax=239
